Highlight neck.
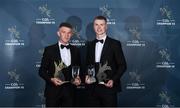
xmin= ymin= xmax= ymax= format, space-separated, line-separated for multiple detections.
xmin=59 ymin=40 xmax=68 ymax=45
xmin=96 ymin=33 xmax=106 ymax=40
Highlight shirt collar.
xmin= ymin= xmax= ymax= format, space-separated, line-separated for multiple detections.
xmin=96 ymin=34 xmax=107 ymax=42
xmin=58 ymin=41 xmax=69 ymax=48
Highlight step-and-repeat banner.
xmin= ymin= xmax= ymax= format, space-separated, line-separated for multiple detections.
xmin=0 ymin=0 xmax=179 ymax=107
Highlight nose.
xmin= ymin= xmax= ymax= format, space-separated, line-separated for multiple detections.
xmin=97 ymin=25 xmax=101 ymax=29
xmin=65 ymin=33 xmax=70 ymax=38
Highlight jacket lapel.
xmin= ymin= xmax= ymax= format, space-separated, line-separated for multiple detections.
xmin=69 ymin=45 xmax=74 ymax=65
xmin=100 ymin=37 xmax=110 ymax=63
xmin=54 ymin=43 xmax=62 ymax=61
xmin=92 ymin=40 xmax=96 ymax=63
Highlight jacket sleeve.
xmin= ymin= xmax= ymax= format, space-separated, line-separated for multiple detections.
xmin=112 ymin=41 xmax=127 ymax=82
xmin=39 ymin=47 xmax=52 ymax=83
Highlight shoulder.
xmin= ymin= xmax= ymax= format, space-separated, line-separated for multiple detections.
xmin=87 ymin=40 xmax=96 ymax=45
xmin=107 ymin=36 xmax=122 ymax=46
xmin=69 ymin=44 xmax=78 ymax=49
xmin=69 ymin=44 xmax=80 ymax=52
xmin=45 ymin=43 xmax=58 ymax=49
xmin=44 ymin=43 xmax=58 ymax=52
xmin=85 ymin=40 xmax=95 ymax=48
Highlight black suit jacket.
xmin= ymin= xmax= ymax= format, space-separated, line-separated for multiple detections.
xmin=86 ymin=36 xmax=127 ymax=92
xmin=39 ymin=43 xmax=80 ymax=98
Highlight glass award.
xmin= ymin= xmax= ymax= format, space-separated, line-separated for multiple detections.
xmin=54 ymin=60 xmax=67 ymax=81
xmin=87 ymin=65 xmax=96 ymax=83
xmin=96 ymin=61 xmax=111 ymax=84
xmin=72 ymin=66 xmax=80 ymax=79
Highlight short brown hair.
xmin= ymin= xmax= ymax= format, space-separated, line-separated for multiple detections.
xmin=59 ymin=22 xmax=73 ymax=29
xmin=93 ymin=15 xmax=107 ymax=23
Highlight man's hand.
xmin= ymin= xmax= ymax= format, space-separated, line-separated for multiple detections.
xmin=85 ymin=75 xmax=91 ymax=84
xmin=105 ymin=80 xmax=114 ymax=88
xmin=51 ymin=78 xmax=63 ymax=86
xmin=72 ymin=76 xmax=81 ymax=86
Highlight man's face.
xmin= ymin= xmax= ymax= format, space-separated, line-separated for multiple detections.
xmin=93 ymin=19 xmax=107 ymax=37
xmin=57 ymin=26 xmax=73 ymax=44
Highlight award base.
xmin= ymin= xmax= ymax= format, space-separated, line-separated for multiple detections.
xmin=86 ymin=77 xmax=96 ymax=84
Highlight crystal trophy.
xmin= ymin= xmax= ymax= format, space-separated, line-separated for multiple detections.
xmin=72 ymin=66 xmax=80 ymax=81
xmin=54 ymin=60 xmax=67 ymax=81
xmin=86 ymin=65 xmax=96 ymax=84
xmin=96 ymin=61 xmax=111 ymax=84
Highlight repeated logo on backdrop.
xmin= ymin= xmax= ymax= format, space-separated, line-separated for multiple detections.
xmin=35 ymin=4 xmax=55 ymax=24
xmin=4 ymin=69 xmax=24 ymax=90
xmin=156 ymin=48 xmax=175 ymax=68
xmin=99 ymin=4 xmax=116 ymax=25
xmin=156 ymin=5 xmax=175 ymax=26
xmin=4 ymin=25 xmax=25 ymax=46
xmin=126 ymin=69 xmax=145 ymax=90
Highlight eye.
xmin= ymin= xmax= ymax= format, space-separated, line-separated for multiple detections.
xmin=95 ymin=23 xmax=98 ymax=26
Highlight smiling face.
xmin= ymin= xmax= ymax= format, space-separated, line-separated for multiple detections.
xmin=57 ymin=26 xmax=73 ymax=45
xmin=93 ymin=19 xmax=107 ymax=38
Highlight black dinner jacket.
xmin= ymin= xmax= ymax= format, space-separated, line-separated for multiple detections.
xmin=86 ymin=36 xmax=127 ymax=92
xmin=39 ymin=43 xmax=80 ymax=98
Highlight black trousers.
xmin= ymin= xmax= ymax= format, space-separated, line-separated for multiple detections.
xmin=87 ymin=85 xmax=117 ymax=107
xmin=45 ymin=84 xmax=75 ymax=107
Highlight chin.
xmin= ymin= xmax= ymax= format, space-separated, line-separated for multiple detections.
xmin=98 ymin=33 xmax=103 ymax=36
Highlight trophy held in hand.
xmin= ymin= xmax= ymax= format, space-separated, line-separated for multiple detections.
xmin=86 ymin=65 xmax=96 ymax=84
xmin=54 ymin=60 xmax=67 ymax=82
xmin=96 ymin=61 xmax=111 ymax=84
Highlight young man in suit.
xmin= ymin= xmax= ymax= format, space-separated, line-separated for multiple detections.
xmin=39 ymin=22 xmax=81 ymax=107
xmin=85 ymin=16 xmax=127 ymax=106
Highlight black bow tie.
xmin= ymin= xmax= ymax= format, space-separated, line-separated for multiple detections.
xmin=95 ymin=39 xmax=104 ymax=44
xmin=61 ymin=44 xmax=70 ymax=49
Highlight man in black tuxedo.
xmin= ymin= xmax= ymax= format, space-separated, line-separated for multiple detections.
xmin=39 ymin=22 xmax=81 ymax=107
xmin=85 ymin=16 xmax=127 ymax=106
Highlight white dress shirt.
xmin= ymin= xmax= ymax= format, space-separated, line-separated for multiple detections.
xmin=95 ymin=34 xmax=107 ymax=62
xmin=58 ymin=41 xmax=71 ymax=66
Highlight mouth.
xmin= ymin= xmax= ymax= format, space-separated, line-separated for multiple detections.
xmin=97 ymin=29 xmax=102 ymax=32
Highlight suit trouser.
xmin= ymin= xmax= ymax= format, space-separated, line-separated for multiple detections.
xmin=87 ymin=84 xmax=117 ymax=107
xmin=45 ymin=84 xmax=75 ymax=107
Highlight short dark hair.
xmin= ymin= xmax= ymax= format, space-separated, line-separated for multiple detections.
xmin=93 ymin=15 xmax=107 ymax=23
xmin=59 ymin=22 xmax=73 ymax=29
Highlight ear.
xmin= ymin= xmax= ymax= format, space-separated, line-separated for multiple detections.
xmin=105 ymin=24 xmax=108 ymax=31
xmin=57 ymin=31 xmax=60 ymax=37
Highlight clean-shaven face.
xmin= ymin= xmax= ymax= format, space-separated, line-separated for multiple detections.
xmin=57 ymin=26 xmax=73 ymax=44
xmin=93 ymin=19 xmax=107 ymax=38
